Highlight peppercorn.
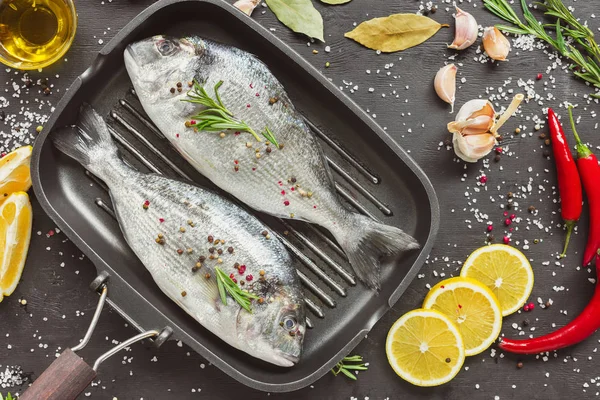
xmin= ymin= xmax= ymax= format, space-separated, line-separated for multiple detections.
xmin=515 ymin=128 xmax=521 ymax=134
xmin=181 ymin=291 xmax=187 ymax=297
xmin=187 ymin=220 xmax=194 ymax=226
xmin=234 ymin=165 xmax=239 ymax=172
xmin=220 ymin=132 xmax=226 ymax=138
xmin=217 ymin=249 xmax=223 ymax=255
xmin=36 ymin=125 xmax=43 ymax=133
xmin=431 ymin=5 xmax=437 ymax=12
xmin=176 ymin=82 xmax=182 ymax=88
xmin=177 ymin=87 xmax=182 ymax=93
xmin=269 ymin=97 xmax=279 ymax=105
xmin=545 ymin=301 xmax=552 ymax=308
xmin=266 ymin=147 xmax=272 ymax=153
xmin=234 ymin=262 xmax=240 ymax=269
xmin=177 ymin=249 xmax=184 ymax=255
xmin=291 ymin=177 xmax=297 ymax=183
xmin=205 ymin=273 xmax=211 ymax=279
xmin=208 ymin=235 xmax=214 ymax=243
xmin=209 ymin=247 xmax=215 ymax=254
xmin=43 ymin=87 xmax=51 ymax=95
xmin=494 ymin=154 xmax=501 ymax=162
xmin=523 ymin=319 xmax=530 ymax=326
xmin=507 ymin=192 xmax=514 ymax=198
xmin=246 ymin=142 xmax=253 ymax=148
xmin=497 ymin=135 xmax=504 ymax=142
xmin=227 ymin=247 xmax=234 ymax=254
xmin=187 ymin=248 xmax=193 ymax=254
xmin=258 ymin=298 xmax=264 ymax=304
xmin=262 ymin=230 xmax=268 ymax=237
xmin=539 ymin=132 xmax=547 ymax=139
xmin=180 ymin=227 xmax=186 ymax=233
xmin=528 ymin=205 xmax=536 ymax=213
xmin=199 ymin=256 xmax=206 ymax=262
xmin=544 ymin=138 xmax=551 ymax=146
xmin=279 ymin=143 xmax=285 ymax=150
xmin=259 ymin=269 xmax=265 ymax=276
xmin=25 ymin=79 xmax=32 ymax=88
xmin=445 ymin=358 xmax=451 ymax=363
xmin=517 ymin=361 xmax=524 ymax=369
xmin=217 ymin=258 xmax=223 ymax=263
xmin=487 ymin=235 xmax=494 ymax=242
xmin=170 ymin=87 xmax=176 ymax=94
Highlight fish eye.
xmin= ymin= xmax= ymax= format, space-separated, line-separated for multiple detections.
xmin=283 ymin=316 xmax=297 ymax=330
xmin=157 ymin=40 xmax=176 ymax=56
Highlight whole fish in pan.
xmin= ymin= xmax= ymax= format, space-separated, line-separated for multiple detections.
xmin=52 ymin=104 xmax=306 ymax=367
xmin=125 ymin=36 xmax=419 ymax=289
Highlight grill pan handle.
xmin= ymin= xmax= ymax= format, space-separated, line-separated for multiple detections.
xmin=19 ymin=349 xmax=97 ymax=400
xmin=20 ymin=275 xmax=166 ymax=400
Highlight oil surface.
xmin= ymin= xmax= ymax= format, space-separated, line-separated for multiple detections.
xmin=0 ymin=0 xmax=75 ymax=66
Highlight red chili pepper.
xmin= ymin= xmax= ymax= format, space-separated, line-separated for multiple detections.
xmin=568 ymin=106 xmax=600 ymax=266
xmin=499 ymin=250 xmax=600 ymax=354
xmin=548 ymin=108 xmax=582 ymax=257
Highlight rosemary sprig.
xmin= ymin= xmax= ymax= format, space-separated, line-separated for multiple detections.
xmin=1 ymin=393 xmax=14 ymax=400
xmin=331 ymin=355 xmax=368 ymax=381
xmin=483 ymin=0 xmax=600 ymax=96
xmin=184 ymin=80 xmax=263 ymax=142
xmin=214 ymin=266 xmax=259 ymax=313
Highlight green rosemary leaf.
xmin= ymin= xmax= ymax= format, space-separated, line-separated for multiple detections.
xmin=340 ymin=365 xmax=368 ymax=370
xmin=555 ymin=20 xmax=567 ymax=54
xmin=496 ymin=25 xmax=530 ymax=35
xmin=342 ymin=355 xmax=363 ymax=362
xmin=340 ymin=368 xmax=358 ymax=380
xmin=261 ymin=126 xmax=279 ymax=147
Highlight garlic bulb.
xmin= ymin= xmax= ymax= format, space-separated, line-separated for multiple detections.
xmin=448 ymin=7 xmax=478 ymax=50
xmin=434 ymin=64 xmax=457 ymax=112
xmin=234 ymin=0 xmax=260 ymax=16
xmin=483 ymin=27 xmax=511 ymax=61
xmin=448 ymin=94 xmax=524 ymax=163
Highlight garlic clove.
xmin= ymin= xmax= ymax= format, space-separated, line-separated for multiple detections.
xmin=448 ymin=99 xmax=495 ymax=135
xmin=234 ymin=0 xmax=260 ymax=16
xmin=453 ymin=132 xmax=496 ymax=163
xmin=434 ymin=64 xmax=457 ymax=112
xmin=448 ymin=6 xmax=479 ymax=50
xmin=483 ymin=27 xmax=510 ymax=61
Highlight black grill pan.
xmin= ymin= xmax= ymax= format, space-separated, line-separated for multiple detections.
xmin=30 ymin=0 xmax=440 ymax=393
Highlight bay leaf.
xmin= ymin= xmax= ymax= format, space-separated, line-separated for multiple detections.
xmin=266 ymin=0 xmax=325 ymax=42
xmin=320 ymin=0 xmax=353 ymax=4
xmin=344 ymin=14 xmax=448 ymax=53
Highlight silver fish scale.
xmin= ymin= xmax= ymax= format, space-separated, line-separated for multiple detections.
xmin=145 ymin=39 xmax=348 ymax=229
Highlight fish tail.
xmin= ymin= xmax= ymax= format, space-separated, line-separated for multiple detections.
xmin=52 ymin=103 xmax=122 ymax=179
xmin=334 ymin=213 xmax=419 ymax=290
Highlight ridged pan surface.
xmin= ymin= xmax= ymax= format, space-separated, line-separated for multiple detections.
xmin=31 ymin=0 xmax=440 ymax=392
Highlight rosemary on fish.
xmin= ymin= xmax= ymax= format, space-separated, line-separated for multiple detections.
xmin=483 ymin=0 xmax=600 ymax=97
xmin=215 ymin=266 xmax=259 ymax=312
xmin=184 ymin=80 xmax=280 ymax=144
xmin=330 ymin=355 xmax=368 ymax=381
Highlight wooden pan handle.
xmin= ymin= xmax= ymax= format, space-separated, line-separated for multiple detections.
xmin=20 ymin=348 xmax=96 ymax=400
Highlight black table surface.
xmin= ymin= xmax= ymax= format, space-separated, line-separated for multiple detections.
xmin=2 ymin=0 xmax=600 ymax=399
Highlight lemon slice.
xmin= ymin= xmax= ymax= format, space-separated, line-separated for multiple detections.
xmin=0 ymin=192 xmax=33 ymax=302
xmin=423 ymin=277 xmax=502 ymax=356
xmin=386 ymin=308 xmax=465 ymax=387
xmin=0 ymin=146 xmax=33 ymax=205
xmin=460 ymin=244 xmax=534 ymax=316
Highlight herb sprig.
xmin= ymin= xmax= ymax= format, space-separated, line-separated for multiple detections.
xmin=331 ymin=355 xmax=368 ymax=381
xmin=0 ymin=393 xmax=14 ymax=400
xmin=215 ymin=266 xmax=259 ymax=312
xmin=184 ymin=80 xmax=280 ymax=144
xmin=483 ymin=0 xmax=600 ymax=97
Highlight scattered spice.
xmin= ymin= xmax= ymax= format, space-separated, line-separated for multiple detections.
xmin=181 ymin=291 xmax=187 ymax=297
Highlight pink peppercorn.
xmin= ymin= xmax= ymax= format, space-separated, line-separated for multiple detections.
xmin=284 ymin=200 xmax=290 ymax=206
xmin=528 ymin=302 xmax=535 ymax=310
xmin=536 ymin=73 xmax=543 ymax=80
xmin=159 ymin=218 xmax=165 ymax=223
xmin=495 ymin=147 xmax=503 ymax=154
xmin=510 ymin=214 xmax=516 ymax=220
xmin=487 ymin=225 xmax=494 ymax=232
xmin=246 ymin=274 xmax=253 ymax=282
xmin=503 ymin=236 xmax=510 ymax=244
xmin=505 ymin=218 xmax=512 ymax=226
xmin=479 ymin=175 xmax=488 ymax=184
xmin=524 ymin=304 xmax=530 ymax=312
xmin=503 ymin=211 xmax=509 ymax=217
xmin=281 ymin=190 xmax=286 ymax=195
xmin=238 ymin=265 xmax=246 ymax=274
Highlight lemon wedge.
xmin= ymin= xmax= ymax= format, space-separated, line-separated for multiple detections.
xmin=386 ymin=308 xmax=465 ymax=387
xmin=423 ymin=277 xmax=502 ymax=356
xmin=0 ymin=192 xmax=33 ymax=302
xmin=461 ymin=244 xmax=534 ymax=316
xmin=0 ymin=146 xmax=32 ymax=205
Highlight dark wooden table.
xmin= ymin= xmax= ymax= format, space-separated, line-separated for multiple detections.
xmin=2 ymin=0 xmax=600 ymax=398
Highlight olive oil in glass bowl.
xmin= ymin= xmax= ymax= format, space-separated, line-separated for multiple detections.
xmin=0 ymin=0 xmax=77 ymax=70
